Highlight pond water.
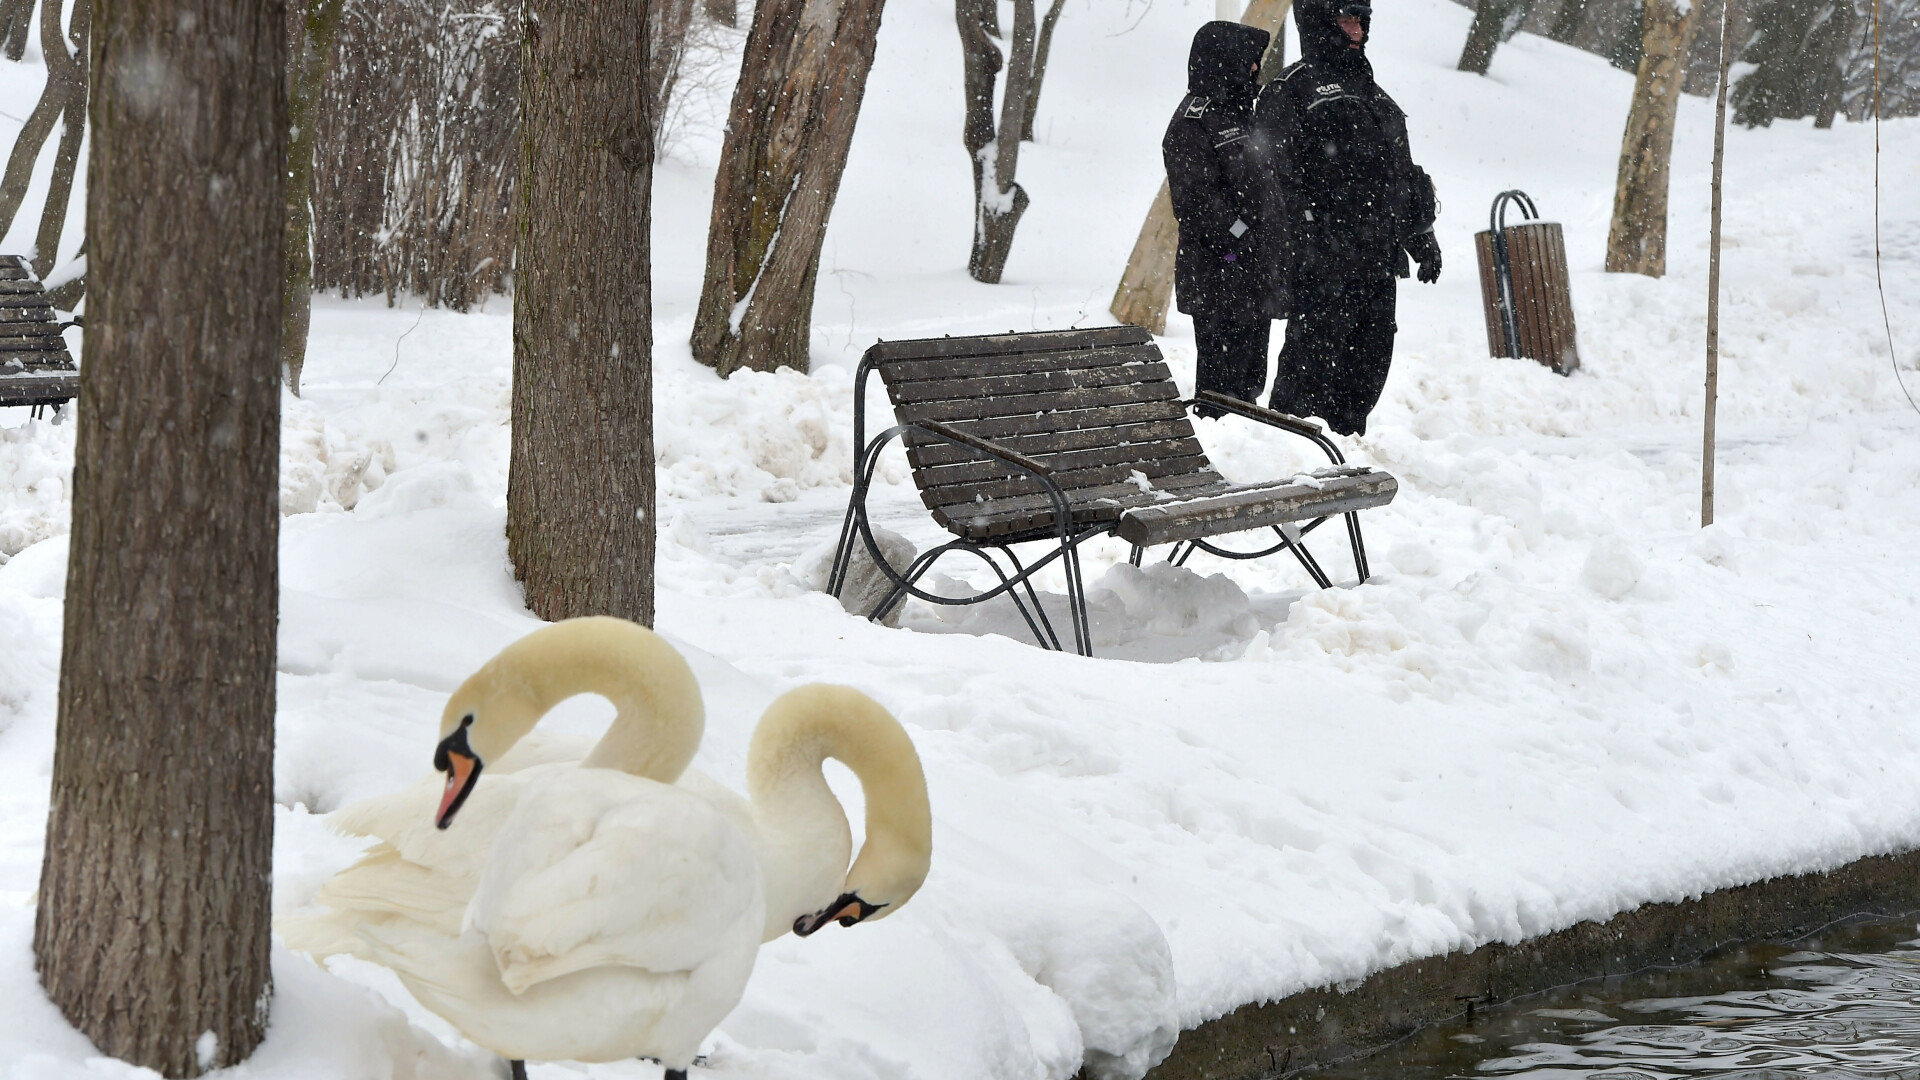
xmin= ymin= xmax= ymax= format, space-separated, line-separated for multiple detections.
xmin=1321 ymin=917 xmax=1920 ymax=1079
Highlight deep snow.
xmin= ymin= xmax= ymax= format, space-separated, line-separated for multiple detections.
xmin=1 ymin=0 xmax=1918 ymax=1078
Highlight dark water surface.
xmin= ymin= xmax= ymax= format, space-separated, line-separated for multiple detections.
xmin=1321 ymin=917 xmax=1920 ymax=1079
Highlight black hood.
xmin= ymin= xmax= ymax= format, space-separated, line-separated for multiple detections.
xmin=1187 ymin=21 xmax=1270 ymax=101
xmin=1295 ymin=0 xmax=1370 ymax=67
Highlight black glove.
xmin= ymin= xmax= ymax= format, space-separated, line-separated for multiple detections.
xmin=1406 ymin=231 xmax=1442 ymax=284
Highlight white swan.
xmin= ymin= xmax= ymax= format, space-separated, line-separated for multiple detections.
xmin=280 ymin=618 xmax=763 ymax=1075
xmin=280 ymin=617 xmax=934 ymax=1074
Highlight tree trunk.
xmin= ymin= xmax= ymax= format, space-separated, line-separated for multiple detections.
xmin=1109 ymin=0 xmax=1291 ymax=332
xmin=34 ymin=0 xmax=285 ymax=1074
xmin=507 ymin=0 xmax=656 ymax=625
xmin=704 ymin=0 xmax=735 ymax=26
xmin=969 ymin=0 xmax=1036 ymax=283
xmin=689 ymin=0 xmax=888 ymax=376
xmin=1605 ymin=0 xmax=1700 ymax=276
xmin=1018 ymin=0 xmax=1065 ymax=141
xmin=1459 ymin=0 xmax=1535 ymax=73
xmin=281 ymin=0 xmax=345 ymax=397
xmin=0 ymin=0 xmax=29 ymax=61
xmin=29 ymin=0 xmax=85 ymax=280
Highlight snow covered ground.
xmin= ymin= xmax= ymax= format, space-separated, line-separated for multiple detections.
xmin=2 ymin=0 xmax=1918 ymax=1077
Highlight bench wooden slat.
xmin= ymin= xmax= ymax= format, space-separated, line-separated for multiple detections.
xmin=0 ymin=295 xmax=56 ymax=309
xmin=919 ymin=454 xmax=1218 ymax=509
xmin=907 ymin=419 xmax=1204 ymax=469
xmin=0 ymin=322 xmax=66 ymax=340
xmin=0 ymin=338 xmax=71 ymax=354
xmin=912 ymin=438 xmax=1210 ymax=487
xmin=867 ymin=325 xmax=1151 ymax=365
xmin=896 ymin=380 xmax=1181 ymax=425
xmin=0 ymin=371 xmax=80 ymax=407
xmin=0 ymin=266 xmax=31 ymax=282
xmin=0 ymin=306 xmax=55 ymax=324
xmin=903 ymin=401 xmax=1192 ymax=445
xmin=932 ymin=471 xmax=1232 ymax=539
xmin=886 ymin=359 xmax=1173 ymax=405
xmin=1116 ymin=470 xmax=1398 ymax=547
xmin=0 ymin=280 xmax=48 ymax=295
xmin=879 ymin=343 xmax=1162 ymax=385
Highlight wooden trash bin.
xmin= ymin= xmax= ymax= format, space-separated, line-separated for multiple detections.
xmin=1473 ymin=191 xmax=1579 ymax=375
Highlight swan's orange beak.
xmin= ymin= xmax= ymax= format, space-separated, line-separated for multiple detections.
xmin=433 ymin=722 xmax=483 ymax=830
xmin=436 ymin=751 xmax=480 ymax=829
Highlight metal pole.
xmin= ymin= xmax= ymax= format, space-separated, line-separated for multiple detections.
xmin=1703 ymin=0 xmax=1734 ymax=527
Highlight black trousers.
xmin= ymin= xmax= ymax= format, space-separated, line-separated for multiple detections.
xmin=1191 ymin=312 xmax=1270 ymax=411
xmin=1270 ymin=275 xmax=1397 ymax=436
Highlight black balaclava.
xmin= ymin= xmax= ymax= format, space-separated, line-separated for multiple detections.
xmin=1295 ymin=0 xmax=1371 ymax=72
xmin=1187 ymin=21 xmax=1271 ymax=108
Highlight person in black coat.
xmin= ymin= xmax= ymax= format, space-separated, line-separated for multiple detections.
xmin=1163 ymin=21 xmax=1275 ymax=414
xmin=1249 ymin=0 xmax=1440 ymax=435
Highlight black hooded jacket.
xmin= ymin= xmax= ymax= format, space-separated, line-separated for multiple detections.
xmin=1162 ymin=21 xmax=1272 ymax=319
xmin=1248 ymin=0 xmax=1437 ymax=309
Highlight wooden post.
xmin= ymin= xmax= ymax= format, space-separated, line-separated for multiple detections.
xmin=1109 ymin=0 xmax=1291 ymax=333
xmin=1703 ymin=0 xmax=1734 ymax=527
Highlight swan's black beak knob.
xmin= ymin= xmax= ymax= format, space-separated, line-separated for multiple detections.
xmin=793 ymin=891 xmax=884 ymax=937
xmin=433 ymin=724 xmax=483 ymax=830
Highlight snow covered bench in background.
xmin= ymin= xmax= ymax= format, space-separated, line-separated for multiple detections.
xmin=828 ymin=325 xmax=1398 ymax=656
xmin=0 ymin=255 xmax=80 ymax=418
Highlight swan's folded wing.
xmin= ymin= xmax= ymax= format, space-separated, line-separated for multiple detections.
xmin=468 ymin=775 xmax=765 ymax=995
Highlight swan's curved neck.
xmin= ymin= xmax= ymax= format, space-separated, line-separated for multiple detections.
xmin=455 ymin=618 xmax=704 ymax=782
xmin=746 ymin=686 xmax=930 ymax=914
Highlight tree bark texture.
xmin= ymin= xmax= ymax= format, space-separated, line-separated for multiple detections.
xmin=281 ymin=0 xmax=345 ymax=396
xmin=33 ymin=0 xmax=286 ymax=1073
xmin=1459 ymin=0 xmax=1535 ymax=73
xmin=1605 ymin=0 xmax=1700 ymax=276
xmin=1109 ymin=0 xmax=1291 ymax=332
xmin=0 ymin=0 xmax=85 ymax=253
xmin=1 ymin=0 xmax=29 ymax=61
xmin=508 ymin=0 xmax=657 ymax=625
xmin=689 ymin=0 xmax=887 ymax=376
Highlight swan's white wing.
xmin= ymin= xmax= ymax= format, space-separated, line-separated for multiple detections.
xmin=468 ymin=770 xmax=765 ymax=995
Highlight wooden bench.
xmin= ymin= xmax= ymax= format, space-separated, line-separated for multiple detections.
xmin=828 ymin=326 xmax=1399 ymax=656
xmin=0 ymin=254 xmax=80 ymax=416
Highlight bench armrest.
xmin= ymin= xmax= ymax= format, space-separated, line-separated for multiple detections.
xmin=1191 ymin=391 xmax=1347 ymax=466
xmin=916 ymin=418 xmax=1052 ymax=476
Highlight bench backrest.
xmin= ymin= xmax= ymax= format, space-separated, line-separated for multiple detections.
xmin=0 ymin=255 xmax=75 ymax=374
xmin=862 ymin=326 xmax=1221 ymax=539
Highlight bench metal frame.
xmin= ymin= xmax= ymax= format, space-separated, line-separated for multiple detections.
xmin=828 ymin=332 xmax=1387 ymax=658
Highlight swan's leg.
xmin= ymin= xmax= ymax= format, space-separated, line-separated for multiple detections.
xmin=509 ymin=1061 xmax=528 ymax=1080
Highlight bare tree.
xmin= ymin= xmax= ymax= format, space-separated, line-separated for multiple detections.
xmin=1843 ymin=0 xmax=1920 ymax=118
xmin=704 ymin=0 xmax=735 ymax=27
xmin=1732 ymin=0 xmax=1858 ymax=125
xmin=958 ymin=0 xmax=1071 ymax=281
xmin=1110 ymin=0 xmax=1290 ymax=332
xmin=1459 ymin=0 xmax=1535 ymax=72
xmin=0 ymin=0 xmax=86 ymax=276
xmin=1019 ymin=0 xmax=1066 ymax=141
xmin=0 ymin=0 xmax=30 ymax=60
xmin=689 ymin=0 xmax=888 ymax=375
xmin=1605 ymin=0 xmax=1700 ymax=275
xmin=34 ymin=0 xmax=286 ymax=1075
xmin=507 ymin=0 xmax=657 ymax=623
xmin=282 ymin=0 xmax=346 ymax=395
